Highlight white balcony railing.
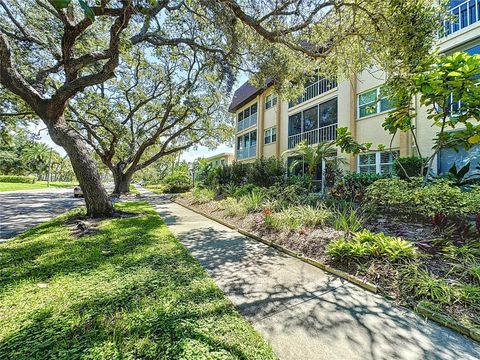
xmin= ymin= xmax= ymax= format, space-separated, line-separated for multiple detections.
xmin=288 ymin=123 xmax=338 ymax=149
xmin=289 ymin=78 xmax=337 ymax=108
xmin=442 ymin=0 xmax=480 ymax=37
xmin=237 ymin=145 xmax=256 ymax=160
xmin=237 ymin=112 xmax=258 ymax=132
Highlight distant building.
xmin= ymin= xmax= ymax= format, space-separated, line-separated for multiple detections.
xmin=203 ymin=152 xmax=234 ymax=167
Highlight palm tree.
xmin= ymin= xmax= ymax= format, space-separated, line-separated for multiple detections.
xmin=284 ymin=140 xmax=340 ymax=192
xmin=21 ymin=142 xmax=51 ymax=179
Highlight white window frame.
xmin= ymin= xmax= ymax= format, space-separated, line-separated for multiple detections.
xmin=357 ymin=86 xmax=394 ymax=119
xmin=357 ymin=150 xmax=399 ymax=174
xmin=264 ymin=127 xmax=277 ymax=144
xmin=265 ymin=93 xmax=277 ymax=109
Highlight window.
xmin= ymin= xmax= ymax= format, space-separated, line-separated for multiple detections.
xmin=236 ymin=130 xmax=257 ymax=159
xmin=318 ymin=98 xmax=337 ymax=127
xmin=303 ymin=106 xmax=318 ymax=132
xmin=358 ymin=150 xmax=399 ymax=174
xmin=265 ymin=93 xmax=277 ymax=109
xmin=264 ymin=127 xmax=277 ymax=144
xmin=439 ymin=145 xmax=480 ymax=177
xmin=288 ymin=112 xmax=302 ymax=136
xmin=237 ymin=130 xmax=257 ymax=149
xmin=358 ymin=153 xmax=376 ymax=174
xmin=288 ymin=99 xmax=338 ymax=136
xmin=358 ymin=86 xmax=394 ymax=119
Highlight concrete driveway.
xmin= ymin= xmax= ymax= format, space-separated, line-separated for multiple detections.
xmin=0 ymin=187 xmax=84 ymax=241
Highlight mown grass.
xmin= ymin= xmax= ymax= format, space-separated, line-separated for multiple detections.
xmin=0 ymin=181 xmax=76 ymax=192
xmin=0 ymin=202 xmax=276 ymax=360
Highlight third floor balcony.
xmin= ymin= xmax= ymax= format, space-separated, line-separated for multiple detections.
xmin=442 ymin=0 xmax=480 ymax=37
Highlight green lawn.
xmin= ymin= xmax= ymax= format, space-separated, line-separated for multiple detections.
xmin=0 ymin=202 xmax=275 ymax=360
xmin=0 ymin=181 xmax=76 ymax=192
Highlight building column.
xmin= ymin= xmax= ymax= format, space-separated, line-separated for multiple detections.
xmin=257 ymin=94 xmax=264 ymax=159
xmin=276 ymin=95 xmax=281 ymax=159
xmin=349 ymin=75 xmax=357 ymax=172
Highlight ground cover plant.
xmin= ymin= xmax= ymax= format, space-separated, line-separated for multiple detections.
xmin=0 ymin=202 xmax=276 ymax=359
xmin=175 ymin=170 xmax=480 ymax=331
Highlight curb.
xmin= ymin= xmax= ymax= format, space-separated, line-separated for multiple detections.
xmin=416 ymin=305 xmax=480 ymax=342
xmin=173 ymin=199 xmax=378 ymax=294
xmin=172 ymin=198 xmax=480 ymax=344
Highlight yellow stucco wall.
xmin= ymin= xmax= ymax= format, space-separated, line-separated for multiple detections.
xmin=232 ymin=25 xmax=479 ymax=168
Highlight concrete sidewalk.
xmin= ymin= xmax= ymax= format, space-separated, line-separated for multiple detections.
xmin=138 ymin=189 xmax=480 ymax=360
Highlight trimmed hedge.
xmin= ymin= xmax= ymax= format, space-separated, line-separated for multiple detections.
xmin=0 ymin=175 xmax=36 ymax=184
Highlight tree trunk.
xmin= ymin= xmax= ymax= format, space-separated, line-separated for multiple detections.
xmin=47 ymin=116 xmax=114 ymax=217
xmin=112 ymin=169 xmax=133 ymax=194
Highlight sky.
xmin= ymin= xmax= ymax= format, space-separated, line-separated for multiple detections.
xmin=33 ymin=123 xmax=235 ymax=162
xmin=32 ymin=73 xmax=248 ymax=163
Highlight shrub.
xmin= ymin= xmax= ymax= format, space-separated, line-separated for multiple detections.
xmin=192 ymin=188 xmax=215 ymax=204
xmin=264 ymin=183 xmax=309 ymax=206
xmin=162 ymin=171 xmax=193 ymax=193
xmin=232 ymin=184 xmax=261 ymax=199
xmin=394 ymin=156 xmax=427 ymax=180
xmin=0 ymin=175 xmax=36 ymax=183
xmin=264 ymin=205 xmax=332 ymax=231
xmin=220 ymin=197 xmax=248 ymax=218
xmin=327 ymin=229 xmax=416 ymax=262
xmin=364 ymin=178 xmax=479 ymax=228
xmin=330 ymin=172 xmax=388 ymax=201
xmin=363 ymin=177 xmax=417 ymax=215
xmin=284 ymin=174 xmax=311 ymax=189
xmin=247 ymin=157 xmax=285 ymax=187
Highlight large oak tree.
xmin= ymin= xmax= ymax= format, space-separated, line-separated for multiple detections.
xmin=67 ymin=48 xmax=232 ymax=193
xmin=0 ymin=0 xmax=442 ymax=216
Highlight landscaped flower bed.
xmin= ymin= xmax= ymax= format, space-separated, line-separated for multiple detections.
xmin=175 ymin=181 xmax=480 ymax=334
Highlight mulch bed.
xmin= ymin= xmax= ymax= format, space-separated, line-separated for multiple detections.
xmin=175 ymin=194 xmax=480 ymax=333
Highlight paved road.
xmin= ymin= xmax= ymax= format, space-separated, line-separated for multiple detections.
xmin=137 ymin=188 xmax=480 ymax=360
xmin=0 ymin=187 xmax=84 ymax=240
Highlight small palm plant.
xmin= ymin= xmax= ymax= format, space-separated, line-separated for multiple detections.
xmin=284 ymin=140 xmax=341 ymax=191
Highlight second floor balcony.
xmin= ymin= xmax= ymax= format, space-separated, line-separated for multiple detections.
xmin=288 ymin=123 xmax=338 ymax=149
xmin=442 ymin=0 xmax=480 ymax=37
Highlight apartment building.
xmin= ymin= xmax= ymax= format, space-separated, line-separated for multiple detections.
xmin=203 ymin=152 xmax=234 ymax=167
xmin=229 ymin=0 xmax=480 ymax=180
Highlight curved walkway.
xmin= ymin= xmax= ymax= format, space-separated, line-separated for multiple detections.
xmin=138 ymin=188 xmax=480 ymax=360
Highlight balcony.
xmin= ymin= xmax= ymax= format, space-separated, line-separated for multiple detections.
xmin=237 ymin=112 xmax=257 ymax=132
xmin=237 ymin=145 xmax=256 ymax=160
xmin=288 ymin=123 xmax=338 ymax=149
xmin=288 ymin=78 xmax=337 ymax=108
xmin=442 ymin=0 xmax=480 ymax=37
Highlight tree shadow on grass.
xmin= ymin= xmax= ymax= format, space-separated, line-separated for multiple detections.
xmin=0 ymin=207 xmax=275 ymax=359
